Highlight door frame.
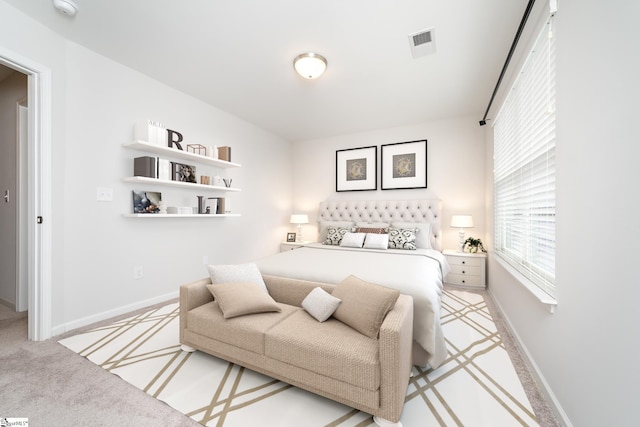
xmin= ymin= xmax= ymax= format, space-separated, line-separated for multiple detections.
xmin=0 ymin=47 xmax=52 ymax=340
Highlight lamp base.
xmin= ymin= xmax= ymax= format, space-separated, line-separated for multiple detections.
xmin=458 ymin=229 xmax=466 ymax=253
xmin=296 ymin=224 xmax=303 ymax=242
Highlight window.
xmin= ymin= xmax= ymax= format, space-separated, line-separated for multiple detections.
xmin=493 ymin=17 xmax=556 ymax=297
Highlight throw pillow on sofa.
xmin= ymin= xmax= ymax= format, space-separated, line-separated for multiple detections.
xmin=207 ymin=262 xmax=267 ymax=292
xmin=206 ymin=282 xmax=281 ymax=319
xmin=331 ymin=275 xmax=400 ymax=338
xmin=302 ymin=287 xmax=342 ymax=322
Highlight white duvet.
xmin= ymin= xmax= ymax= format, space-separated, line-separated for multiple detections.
xmin=255 ymin=243 xmax=449 ymax=368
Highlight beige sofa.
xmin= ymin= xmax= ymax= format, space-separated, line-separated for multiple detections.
xmin=179 ymin=274 xmax=414 ymax=427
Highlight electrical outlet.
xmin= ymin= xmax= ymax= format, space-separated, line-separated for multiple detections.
xmin=134 ymin=265 xmax=143 ymax=280
xmin=202 ymin=255 xmax=209 ymax=265
xmin=96 ymin=187 xmax=113 ymax=201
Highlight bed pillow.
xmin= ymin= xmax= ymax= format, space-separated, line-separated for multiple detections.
xmin=355 ymin=226 xmax=388 ymax=234
xmin=207 ymin=263 xmax=267 ymax=292
xmin=339 ymin=232 xmax=366 ymax=248
xmin=206 ymin=282 xmax=281 ymax=319
xmin=322 ymin=226 xmax=352 ymax=246
xmin=331 ymin=275 xmax=400 ymax=339
xmin=355 ymin=221 xmax=389 ymax=229
xmin=302 ymin=287 xmax=342 ymax=322
xmin=318 ymin=220 xmax=355 ymax=242
xmin=363 ymin=233 xmax=389 ymax=250
xmin=387 ymin=227 xmax=418 ymax=250
xmin=391 ymin=221 xmax=432 ymax=249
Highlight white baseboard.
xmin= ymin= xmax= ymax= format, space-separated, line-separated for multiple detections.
xmin=51 ymin=291 xmax=178 ymax=337
xmin=488 ymin=289 xmax=573 ymax=427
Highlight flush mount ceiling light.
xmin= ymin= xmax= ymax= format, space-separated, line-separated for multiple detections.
xmin=293 ymin=53 xmax=327 ymax=79
xmin=53 ymin=0 xmax=78 ymax=16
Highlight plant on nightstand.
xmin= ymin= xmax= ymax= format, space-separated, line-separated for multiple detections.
xmin=463 ymin=237 xmax=486 ymax=253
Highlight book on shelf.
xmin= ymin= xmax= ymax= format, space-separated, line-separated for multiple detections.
xmin=134 ymin=120 xmax=167 ymax=146
xmin=133 ymin=156 xmax=157 ymax=178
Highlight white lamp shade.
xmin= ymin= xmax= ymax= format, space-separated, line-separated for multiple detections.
xmin=451 ymin=215 xmax=474 ymax=228
xmin=293 ymin=53 xmax=327 ymax=79
xmin=290 ymin=214 xmax=309 ymax=224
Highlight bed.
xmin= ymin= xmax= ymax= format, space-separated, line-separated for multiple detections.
xmin=255 ymin=199 xmax=449 ymax=369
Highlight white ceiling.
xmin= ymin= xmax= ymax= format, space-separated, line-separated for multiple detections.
xmin=4 ymin=0 xmax=527 ymax=142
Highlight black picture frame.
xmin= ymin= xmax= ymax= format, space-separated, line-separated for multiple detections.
xmin=286 ymin=232 xmax=296 ymax=242
xmin=335 ymin=146 xmax=377 ymax=192
xmin=381 ymin=140 xmax=427 ymax=190
xmin=171 ymin=162 xmax=197 ymax=183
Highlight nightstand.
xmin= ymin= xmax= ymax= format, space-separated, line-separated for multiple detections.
xmin=443 ymin=249 xmax=487 ymax=289
xmin=280 ymin=241 xmax=313 ymax=252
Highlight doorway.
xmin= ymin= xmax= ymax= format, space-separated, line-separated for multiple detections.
xmin=0 ymin=48 xmax=52 ymax=341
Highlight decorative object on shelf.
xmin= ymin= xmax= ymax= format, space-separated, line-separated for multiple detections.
xmin=167 ymin=129 xmax=184 ymax=150
xmin=218 ymin=146 xmax=231 ymax=161
xmin=335 ymin=145 xmax=377 ymax=192
xmin=132 ymin=190 xmax=161 ymax=214
xmin=134 ymin=120 xmax=167 ymax=146
xmin=286 ymin=232 xmax=296 ymax=242
xmin=451 ymin=215 xmax=474 ymax=252
xmin=200 ymin=176 xmax=210 ymax=185
xmin=215 ymin=197 xmax=226 ymax=214
xmin=158 ymin=200 xmax=167 ymax=214
xmin=293 ymin=52 xmax=327 ymax=79
xmin=212 ymin=175 xmax=223 ymax=187
xmin=171 ymin=162 xmax=197 ymax=183
xmin=187 ymin=144 xmax=206 ymax=156
xmin=206 ymin=197 xmax=218 ymax=215
xmin=158 ymin=158 xmax=171 ymax=180
xmin=223 ymin=178 xmax=232 ymax=188
xmin=134 ymin=156 xmax=157 ymax=178
xmin=197 ymin=196 xmax=207 ymax=214
xmin=290 ymin=214 xmax=309 ymax=242
xmin=381 ymin=139 xmax=427 ymax=190
xmin=207 ymin=145 xmax=218 ymax=159
xmin=463 ymin=237 xmax=486 ymax=253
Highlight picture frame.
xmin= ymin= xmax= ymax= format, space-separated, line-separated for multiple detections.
xmin=286 ymin=232 xmax=296 ymax=242
xmin=132 ymin=190 xmax=162 ymax=214
xmin=335 ymin=146 xmax=377 ymax=192
xmin=171 ymin=162 xmax=197 ymax=183
xmin=381 ymin=140 xmax=427 ymax=190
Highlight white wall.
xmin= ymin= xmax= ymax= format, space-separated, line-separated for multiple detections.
xmin=0 ymin=1 xmax=293 ymax=333
xmin=292 ymin=117 xmax=485 ymax=249
xmin=484 ymin=1 xmax=640 ymax=426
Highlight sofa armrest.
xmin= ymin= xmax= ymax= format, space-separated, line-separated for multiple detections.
xmin=377 ymin=294 xmax=414 ymax=422
xmin=179 ymin=277 xmax=213 ymax=342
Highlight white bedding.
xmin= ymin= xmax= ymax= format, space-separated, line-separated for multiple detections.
xmin=255 ymin=243 xmax=449 ymax=368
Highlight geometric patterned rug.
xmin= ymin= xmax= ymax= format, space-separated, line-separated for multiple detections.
xmin=58 ymin=289 xmax=539 ymax=426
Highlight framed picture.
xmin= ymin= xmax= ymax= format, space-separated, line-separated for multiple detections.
xmin=335 ymin=146 xmax=377 ymax=192
xmin=171 ymin=162 xmax=197 ymax=183
xmin=132 ymin=190 xmax=161 ymax=214
xmin=381 ymin=140 xmax=427 ymax=190
xmin=286 ymin=232 xmax=296 ymax=242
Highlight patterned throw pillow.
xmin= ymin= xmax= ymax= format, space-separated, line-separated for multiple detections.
xmin=388 ymin=227 xmax=418 ymax=250
xmin=322 ymin=226 xmax=352 ymax=246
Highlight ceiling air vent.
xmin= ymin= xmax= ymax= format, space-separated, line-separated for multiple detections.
xmin=409 ymin=28 xmax=436 ymax=58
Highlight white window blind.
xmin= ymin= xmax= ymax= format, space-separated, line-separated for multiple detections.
xmin=493 ymin=16 xmax=556 ymax=297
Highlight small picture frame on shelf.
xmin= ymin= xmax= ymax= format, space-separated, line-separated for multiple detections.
xmin=171 ymin=162 xmax=197 ymax=183
xmin=286 ymin=232 xmax=296 ymax=242
xmin=132 ymin=190 xmax=162 ymax=214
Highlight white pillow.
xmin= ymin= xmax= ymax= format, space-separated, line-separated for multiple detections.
xmin=339 ymin=232 xmax=366 ymax=248
xmin=363 ymin=233 xmax=389 ymax=249
xmin=391 ymin=221 xmax=432 ymax=249
xmin=207 ymin=263 xmax=267 ymax=293
xmin=355 ymin=221 xmax=390 ymax=229
xmin=302 ymin=287 xmax=342 ymax=322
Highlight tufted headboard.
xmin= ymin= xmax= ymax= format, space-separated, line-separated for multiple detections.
xmin=318 ymin=199 xmax=442 ymax=251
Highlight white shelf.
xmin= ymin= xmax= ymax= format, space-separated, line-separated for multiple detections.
xmin=122 ymin=176 xmax=241 ymax=192
xmin=123 ymin=213 xmax=241 ymax=218
xmin=123 ymin=140 xmax=241 ymax=169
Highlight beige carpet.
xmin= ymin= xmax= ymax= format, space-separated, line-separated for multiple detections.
xmin=59 ymin=289 xmax=539 ymax=426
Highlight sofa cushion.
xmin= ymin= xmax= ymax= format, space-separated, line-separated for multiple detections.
xmin=187 ymin=301 xmax=298 ymax=354
xmin=207 ymin=262 xmax=267 ymax=292
xmin=206 ymin=282 xmax=281 ymax=319
xmin=331 ymin=275 xmax=400 ymax=339
xmin=301 ymin=287 xmax=341 ymax=322
xmin=265 ymin=309 xmax=380 ymax=391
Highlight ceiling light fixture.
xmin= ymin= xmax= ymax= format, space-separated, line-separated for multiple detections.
xmin=53 ymin=0 xmax=78 ymax=16
xmin=293 ymin=53 xmax=327 ymax=79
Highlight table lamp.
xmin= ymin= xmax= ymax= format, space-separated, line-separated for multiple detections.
xmin=290 ymin=214 xmax=309 ymax=243
xmin=451 ymin=215 xmax=474 ymax=252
